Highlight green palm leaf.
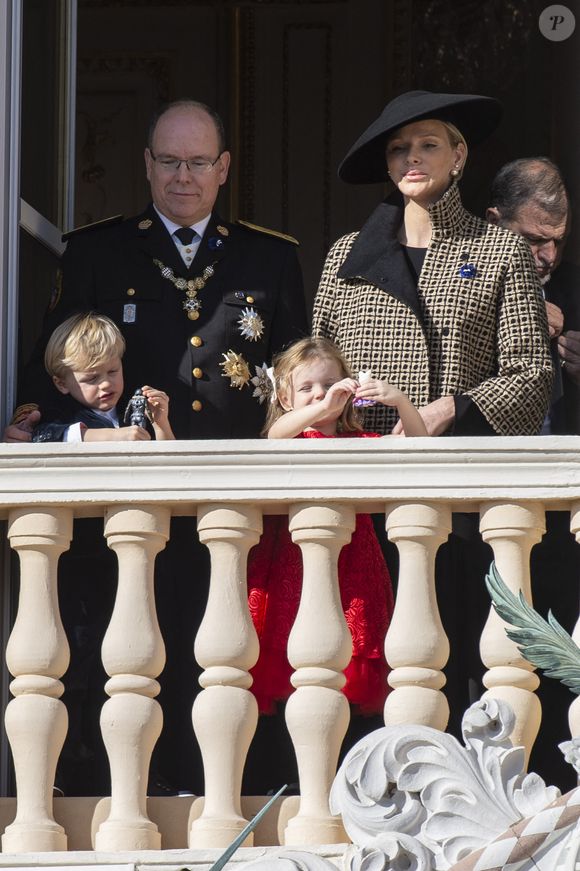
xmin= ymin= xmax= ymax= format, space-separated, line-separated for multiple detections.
xmin=485 ymin=561 xmax=580 ymax=695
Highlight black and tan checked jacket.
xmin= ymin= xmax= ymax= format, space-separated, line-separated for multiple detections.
xmin=312 ymin=184 xmax=553 ymax=435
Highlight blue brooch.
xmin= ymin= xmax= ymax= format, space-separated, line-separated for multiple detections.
xmin=459 ymin=263 xmax=477 ymax=278
xmin=207 ymin=236 xmax=224 ymax=250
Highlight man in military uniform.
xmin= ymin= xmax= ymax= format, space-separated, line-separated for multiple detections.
xmin=6 ymin=100 xmax=307 ymax=796
xmin=11 ymin=99 xmax=307 ymax=438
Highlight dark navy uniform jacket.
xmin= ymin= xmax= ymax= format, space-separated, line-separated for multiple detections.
xmin=31 ymin=397 xmax=118 ymax=442
xmin=20 ymin=205 xmax=307 ymax=439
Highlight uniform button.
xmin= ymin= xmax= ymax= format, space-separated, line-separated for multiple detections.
xmin=246 ymin=295 xmax=254 ymax=304
xmin=191 ymin=335 xmax=203 ymax=347
xmin=192 ymin=400 xmax=202 ymax=412
xmin=127 ymin=288 xmax=136 ymax=296
xmin=193 ymin=367 xmax=203 ymax=379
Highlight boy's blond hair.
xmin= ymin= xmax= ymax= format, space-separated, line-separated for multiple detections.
xmin=263 ymin=336 xmax=362 ymax=436
xmin=44 ymin=313 xmax=125 ymax=379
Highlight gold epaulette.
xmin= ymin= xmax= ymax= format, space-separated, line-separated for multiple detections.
xmin=62 ymin=214 xmax=123 ymax=243
xmin=236 ymin=220 xmax=299 ymax=245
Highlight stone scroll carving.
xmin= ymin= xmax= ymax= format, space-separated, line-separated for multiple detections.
xmin=329 ymin=698 xmax=560 ymax=870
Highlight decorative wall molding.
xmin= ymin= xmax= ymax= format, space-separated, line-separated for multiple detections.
xmin=3 ymin=436 xmax=580 ymax=512
xmin=237 ymin=9 xmax=257 ymax=221
xmin=282 ymin=22 xmax=332 ymax=247
xmin=330 ymin=698 xmax=571 ymax=871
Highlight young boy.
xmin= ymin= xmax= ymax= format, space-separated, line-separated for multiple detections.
xmin=32 ymin=312 xmax=174 ymax=442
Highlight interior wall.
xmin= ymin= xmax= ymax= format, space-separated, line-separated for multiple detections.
xmin=75 ymin=0 xmax=390 ymax=309
xmin=74 ymin=0 xmax=579 ymax=321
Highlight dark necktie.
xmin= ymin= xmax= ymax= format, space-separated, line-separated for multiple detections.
xmin=174 ymin=227 xmax=196 ymax=245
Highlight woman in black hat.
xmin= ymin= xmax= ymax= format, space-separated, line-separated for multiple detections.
xmin=312 ymin=90 xmax=553 ymax=436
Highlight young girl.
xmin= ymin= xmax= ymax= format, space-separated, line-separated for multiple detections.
xmin=247 ymin=336 xmax=427 ymax=715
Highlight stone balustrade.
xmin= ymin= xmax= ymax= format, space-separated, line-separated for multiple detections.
xmin=0 ymin=436 xmax=578 ymax=857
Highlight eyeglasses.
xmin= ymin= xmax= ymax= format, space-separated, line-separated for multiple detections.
xmin=149 ymin=150 xmax=222 ymax=175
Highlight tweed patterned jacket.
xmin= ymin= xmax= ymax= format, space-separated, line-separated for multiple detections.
xmin=312 ymin=184 xmax=553 ymax=435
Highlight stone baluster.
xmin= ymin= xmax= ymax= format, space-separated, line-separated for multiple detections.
xmin=284 ymin=503 xmax=355 ymax=847
xmin=384 ymin=502 xmax=451 ymax=731
xmin=95 ymin=505 xmax=170 ymax=851
xmin=3 ymin=508 xmax=72 ymax=853
xmin=190 ymin=504 xmax=262 ymax=849
xmin=479 ymin=502 xmax=544 ymax=761
xmin=567 ymin=503 xmax=580 ymax=741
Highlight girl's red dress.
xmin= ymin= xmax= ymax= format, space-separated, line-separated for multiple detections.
xmin=247 ymin=429 xmax=394 ymax=714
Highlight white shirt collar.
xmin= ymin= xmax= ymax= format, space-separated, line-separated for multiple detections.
xmin=153 ymin=206 xmax=212 ymax=241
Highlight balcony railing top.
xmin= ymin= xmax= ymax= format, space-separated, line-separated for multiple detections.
xmin=0 ymin=436 xmax=579 ymax=514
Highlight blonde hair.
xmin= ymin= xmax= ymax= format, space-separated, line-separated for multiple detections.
xmin=263 ymin=337 xmax=362 ymax=436
xmin=441 ymin=121 xmax=468 ymax=179
xmin=44 ymin=312 xmax=126 ymax=378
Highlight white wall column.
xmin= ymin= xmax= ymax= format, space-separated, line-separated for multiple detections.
xmin=384 ymin=502 xmax=451 ymax=730
xmin=95 ymin=505 xmax=170 ymax=851
xmin=284 ymin=503 xmax=354 ymax=847
xmin=479 ymin=502 xmax=544 ymax=762
xmin=3 ymin=507 xmax=71 ymax=853
xmin=190 ymin=504 xmax=262 ymax=849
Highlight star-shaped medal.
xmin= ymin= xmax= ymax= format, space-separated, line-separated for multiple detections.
xmin=220 ymin=350 xmax=251 ymax=389
xmin=237 ymin=306 xmax=264 ymax=342
xmin=250 ymin=363 xmax=272 ymax=404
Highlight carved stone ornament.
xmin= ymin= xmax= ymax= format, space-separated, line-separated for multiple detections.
xmin=330 ymin=698 xmax=564 ymax=870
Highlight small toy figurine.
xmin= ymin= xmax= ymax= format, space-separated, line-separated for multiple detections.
xmin=124 ymin=388 xmax=149 ymax=428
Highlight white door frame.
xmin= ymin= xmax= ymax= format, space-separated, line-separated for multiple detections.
xmin=0 ymin=0 xmax=77 ymax=796
xmin=0 ymin=0 xmax=77 ymax=431
xmin=0 ymin=0 xmax=23 ymax=430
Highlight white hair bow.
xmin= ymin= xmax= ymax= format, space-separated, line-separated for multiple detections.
xmin=266 ymin=366 xmax=278 ymax=403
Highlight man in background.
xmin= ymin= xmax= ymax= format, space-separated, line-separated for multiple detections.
xmin=487 ymin=156 xmax=579 ymax=434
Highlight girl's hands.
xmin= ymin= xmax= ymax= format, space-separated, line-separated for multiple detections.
xmin=318 ymin=377 xmax=358 ymax=419
xmin=355 ymin=378 xmax=428 ymax=436
xmin=354 ymin=378 xmax=405 ymax=407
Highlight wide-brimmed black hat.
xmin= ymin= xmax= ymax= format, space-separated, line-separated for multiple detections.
xmin=338 ymin=90 xmax=503 ymax=184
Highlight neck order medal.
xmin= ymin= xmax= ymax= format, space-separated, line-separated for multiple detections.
xmin=153 ymin=258 xmax=217 ymax=320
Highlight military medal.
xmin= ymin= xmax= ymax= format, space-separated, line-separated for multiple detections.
xmin=220 ymin=350 xmax=251 ymax=389
xmin=250 ymin=363 xmax=273 ymax=404
xmin=153 ymin=258 xmax=216 ymax=320
xmin=237 ymin=306 xmax=264 ymax=342
xmin=123 ymin=303 xmax=137 ymax=323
